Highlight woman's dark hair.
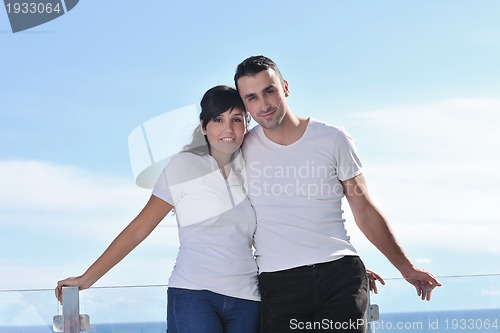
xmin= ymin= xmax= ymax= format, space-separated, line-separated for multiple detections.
xmin=199 ymin=85 xmax=247 ymax=129
xmin=234 ymin=55 xmax=284 ymax=90
xmin=183 ymin=85 xmax=249 ymax=155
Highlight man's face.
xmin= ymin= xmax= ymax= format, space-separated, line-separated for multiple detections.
xmin=237 ymin=69 xmax=289 ymax=130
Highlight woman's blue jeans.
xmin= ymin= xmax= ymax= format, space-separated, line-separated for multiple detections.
xmin=167 ymin=288 xmax=260 ymax=333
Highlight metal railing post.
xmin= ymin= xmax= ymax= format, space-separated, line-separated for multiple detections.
xmin=62 ymin=286 xmax=80 ymax=333
xmin=366 ymin=291 xmax=379 ymax=333
xmin=366 ymin=291 xmax=373 ymax=333
xmin=53 ymin=286 xmax=90 ymax=332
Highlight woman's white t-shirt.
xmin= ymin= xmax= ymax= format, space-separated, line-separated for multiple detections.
xmin=152 ymin=151 xmax=260 ymax=301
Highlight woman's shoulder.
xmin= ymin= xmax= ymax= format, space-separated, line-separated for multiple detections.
xmin=168 ymin=151 xmax=207 ymax=165
xmin=164 ymin=152 xmax=211 ymax=181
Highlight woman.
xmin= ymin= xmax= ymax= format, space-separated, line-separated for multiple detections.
xmin=56 ymin=85 xmax=260 ymax=333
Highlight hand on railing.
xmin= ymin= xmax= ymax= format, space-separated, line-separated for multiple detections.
xmin=366 ymin=269 xmax=385 ymax=294
xmin=402 ymin=267 xmax=442 ymax=301
xmin=55 ymin=275 xmax=90 ymax=304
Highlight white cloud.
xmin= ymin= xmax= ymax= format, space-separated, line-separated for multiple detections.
xmin=336 ymin=99 xmax=500 ymax=254
xmin=0 ymin=160 xmax=179 ymax=291
xmin=351 ymin=98 xmax=500 ymax=158
xmin=0 ymin=160 xmax=178 ymax=236
xmin=415 ymin=258 xmax=433 ymax=264
xmin=0 ymin=160 xmax=144 ymax=214
xmin=480 ymin=289 xmax=500 ymax=296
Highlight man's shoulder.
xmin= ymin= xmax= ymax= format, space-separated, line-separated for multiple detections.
xmin=247 ymin=124 xmax=261 ymax=137
xmin=308 ymin=117 xmax=347 ymax=136
xmin=243 ymin=125 xmax=262 ymax=147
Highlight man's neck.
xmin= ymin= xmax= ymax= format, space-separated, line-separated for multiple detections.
xmin=262 ymin=111 xmax=309 ymax=146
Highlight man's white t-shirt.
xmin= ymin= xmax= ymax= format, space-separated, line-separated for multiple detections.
xmin=242 ymin=118 xmax=362 ymax=273
xmin=152 ymin=151 xmax=260 ymax=301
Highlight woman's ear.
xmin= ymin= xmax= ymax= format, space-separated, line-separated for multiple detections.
xmin=199 ymin=121 xmax=206 ymax=135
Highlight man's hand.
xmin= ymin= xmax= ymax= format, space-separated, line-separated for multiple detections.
xmin=403 ymin=268 xmax=442 ymax=301
xmin=366 ymin=269 xmax=385 ymax=294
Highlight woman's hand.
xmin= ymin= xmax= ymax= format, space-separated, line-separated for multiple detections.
xmin=55 ymin=275 xmax=90 ymax=304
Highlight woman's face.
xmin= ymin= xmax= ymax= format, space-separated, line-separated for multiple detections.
xmin=203 ymin=107 xmax=247 ymax=158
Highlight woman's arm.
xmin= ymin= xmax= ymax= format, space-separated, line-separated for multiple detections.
xmin=55 ymin=195 xmax=172 ymax=303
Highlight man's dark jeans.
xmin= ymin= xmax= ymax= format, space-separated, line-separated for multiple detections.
xmin=258 ymin=256 xmax=368 ymax=332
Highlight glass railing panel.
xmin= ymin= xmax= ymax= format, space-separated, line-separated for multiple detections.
xmin=0 ymin=289 xmax=59 ymax=332
xmin=79 ymin=285 xmax=167 ymax=332
xmin=370 ymin=274 xmax=500 ymax=333
xmin=0 ymin=286 xmax=168 ymax=332
xmin=1 ymin=275 xmax=499 ymax=332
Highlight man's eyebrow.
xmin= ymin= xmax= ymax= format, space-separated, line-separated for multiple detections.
xmin=244 ymin=85 xmax=275 ymax=99
xmin=243 ymin=92 xmax=257 ymax=99
xmin=262 ymin=85 xmax=275 ymax=93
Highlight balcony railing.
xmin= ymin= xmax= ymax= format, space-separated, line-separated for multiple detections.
xmin=1 ymin=274 xmax=499 ymax=332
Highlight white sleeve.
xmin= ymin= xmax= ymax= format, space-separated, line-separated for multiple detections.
xmin=151 ymin=154 xmax=186 ymax=205
xmin=335 ymin=127 xmax=363 ymax=181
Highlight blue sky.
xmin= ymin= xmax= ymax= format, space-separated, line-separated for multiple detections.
xmin=1 ymin=0 xmax=500 ymax=326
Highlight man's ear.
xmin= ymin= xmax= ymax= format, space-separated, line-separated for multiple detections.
xmin=283 ymin=80 xmax=290 ymax=97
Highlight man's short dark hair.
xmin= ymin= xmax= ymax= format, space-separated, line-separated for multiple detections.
xmin=234 ymin=55 xmax=284 ymax=90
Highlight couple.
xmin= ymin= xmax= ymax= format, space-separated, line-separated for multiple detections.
xmin=56 ymin=56 xmax=441 ymax=333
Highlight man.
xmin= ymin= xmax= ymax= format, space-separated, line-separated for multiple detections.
xmin=235 ymin=55 xmax=441 ymax=332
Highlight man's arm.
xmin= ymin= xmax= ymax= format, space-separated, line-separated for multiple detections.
xmin=342 ymin=173 xmax=441 ymax=300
